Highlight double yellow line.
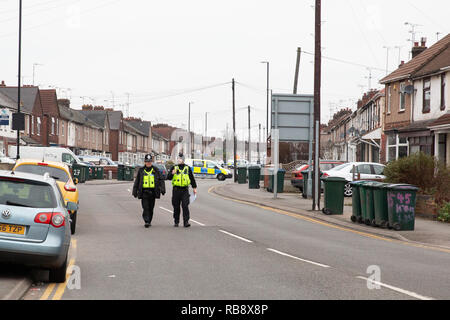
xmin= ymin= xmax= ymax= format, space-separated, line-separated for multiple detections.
xmin=208 ymin=185 xmax=450 ymax=254
xmin=40 ymin=239 xmax=77 ymax=300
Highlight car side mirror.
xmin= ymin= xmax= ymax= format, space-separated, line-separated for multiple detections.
xmin=73 ymin=178 xmax=79 ymax=185
xmin=67 ymin=201 xmax=78 ymax=212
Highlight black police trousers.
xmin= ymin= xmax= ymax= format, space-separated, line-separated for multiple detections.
xmin=141 ymin=190 xmax=156 ymax=224
xmin=172 ymin=187 xmax=190 ymax=225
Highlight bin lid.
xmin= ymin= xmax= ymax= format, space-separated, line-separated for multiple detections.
xmin=349 ymin=180 xmax=371 ymax=186
xmin=320 ymin=176 xmax=347 ymax=182
xmin=366 ymin=181 xmax=387 ymax=188
xmin=248 ymin=166 xmax=261 ymax=169
xmin=384 ymin=183 xmax=419 ymax=191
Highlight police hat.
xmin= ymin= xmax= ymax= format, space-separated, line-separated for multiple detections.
xmin=178 ymin=153 xmax=185 ymax=161
xmin=144 ymin=154 xmax=153 ymax=162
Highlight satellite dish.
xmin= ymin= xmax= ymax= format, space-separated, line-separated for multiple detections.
xmin=405 ymin=85 xmax=414 ymax=95
xmin=349 ymin=126 xmax=355 ymax=133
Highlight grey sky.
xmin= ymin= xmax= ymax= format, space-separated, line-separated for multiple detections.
xmin=1 ymin=0 xmax=449 ymax=142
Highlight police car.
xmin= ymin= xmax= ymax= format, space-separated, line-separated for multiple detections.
xmin=185 ymin=159 xmax=232 ymax=181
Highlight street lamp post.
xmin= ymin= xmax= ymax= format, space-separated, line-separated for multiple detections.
xmin=188 ymin=101 xmax=194 ymax=158
xmin=16 ymin=0 xmax=23 ymax=160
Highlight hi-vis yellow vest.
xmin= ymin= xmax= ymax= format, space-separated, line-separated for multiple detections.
xmin=172 ymin=166 xmax=190 ymax=187
xmin=143 ymin=168 xmax=155 ymax=189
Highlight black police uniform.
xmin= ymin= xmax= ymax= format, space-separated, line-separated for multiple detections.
xmin=132 ymin=156 xmax=166 ymax=226
xmin=167 ymin=163 xmax=197 ymax=227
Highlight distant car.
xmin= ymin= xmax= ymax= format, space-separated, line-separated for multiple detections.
xmin=0 ymin=170 xmax=75 ymax=283
xmin=322 ymin=162 xmax=386 ymax=197
xmin=153 ymin=163 xmax=168 ymax=180
xmin=291 ymin=160 xmax=345 ymax=192
xmin=12 ymin=160 xmax=80 ymax=235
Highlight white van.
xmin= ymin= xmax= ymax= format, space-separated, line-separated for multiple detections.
xmin=8 ymin=146 xmax=83 ymax=166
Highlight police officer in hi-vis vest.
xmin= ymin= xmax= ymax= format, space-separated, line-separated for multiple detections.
xmin=167 ymin=153 xmax=197 ymax=228
xmin=133 ymin=154 xmax=166 ymax=228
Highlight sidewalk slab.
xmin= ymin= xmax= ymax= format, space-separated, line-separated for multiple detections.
xmin=84 ymin=180 xmax=133 ymax=186
xmin=212 ymin=182 xmax=450 ymax=250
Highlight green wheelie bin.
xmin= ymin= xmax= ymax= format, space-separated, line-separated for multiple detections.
xmin=237 ymin=166 xmax=247 ymax=184
xmin=385 ymin=184 xmax=419 ymax=231
xmin=124 ymin=166 xmax=133 ymax=181
xmin=321 ymin=177 xmax=347 ymax=215
xmin=349 ymin=181 xmax=370 ymax=223
xmin=248 ymin=166 xmax=261 ymax=189
xmin=117 ymin=164 xmax=125 ymax=181
xmin=96 ymin=166 xmax=104 ymax=180
xmin=267 ymin=169 xmax=285 ymax=193
xmin=359 ymin=181 xmax=377 ymax=226
xmin=372 ymin=182 xmax=390 ymax=228
xmin=71 ymin=163 xmax=84 ymax=184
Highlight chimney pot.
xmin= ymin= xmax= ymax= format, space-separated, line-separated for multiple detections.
xmin=0 ymin=80 xmax=5 ymax=87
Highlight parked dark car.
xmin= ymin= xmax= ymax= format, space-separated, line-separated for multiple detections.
xmin=153 ymin=163 xmax=168 ymax=180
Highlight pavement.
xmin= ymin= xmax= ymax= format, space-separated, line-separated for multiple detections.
xmin=211 ymin=181 xmax=450 ymax=250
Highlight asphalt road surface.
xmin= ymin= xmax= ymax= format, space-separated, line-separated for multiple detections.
xmin=23 ymin=179 xmax=450 ymax=300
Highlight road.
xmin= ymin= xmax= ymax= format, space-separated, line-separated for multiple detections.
xmin=23 ymin=179 xmax=450 ymax=300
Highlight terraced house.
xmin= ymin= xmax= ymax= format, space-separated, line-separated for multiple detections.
xmin=380 ymin=34 xmax=450 ymax=166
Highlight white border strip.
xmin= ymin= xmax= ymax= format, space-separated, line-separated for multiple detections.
xmin=267 ymin=248 xmax=330 ymax=268
xmin=219 ymin=230 xmax=253 ymax=243
xmin=356 ymin=276 xmax=435 ymax=300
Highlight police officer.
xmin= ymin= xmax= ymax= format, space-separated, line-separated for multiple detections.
xmin=132 ymin=154 xmax=166 ymax=228
xmin=167 ymin=153 xmax=197 ymax=228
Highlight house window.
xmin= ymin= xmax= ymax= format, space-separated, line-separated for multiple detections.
xmin=399 ymin=83 xmax=406 ymax=112
xmin=31 ymin=116 xmax=34 ymax=135
xmin=387 ymin=86 xmax=391 ymax=114
xmin=423 ymin=77 xmax=431 ymax=113
xmin=62 ymin=122 xmax=65 ymax=136
xmin=51 ymin=117 xmax=55 ymax=135
xmin=409 ymin=136 xmax=433 ymax=156
xmin=36 ymin=117 xmax=41 ymax=136
xmin=387 ymin=134 xmax=408 ymax=162
xmin=441 ymin=73 xmax=446 ymax=111
xmin=438 ymin=134 xmax=447 ymax=164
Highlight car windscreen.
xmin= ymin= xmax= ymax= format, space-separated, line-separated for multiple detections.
xmin=0 ymin=178 xmax=57 ymax=208
xmin=15 ymin=164 xmax=70 ymax=182
xmin=320 ymin=163 xmax=343 ymax=171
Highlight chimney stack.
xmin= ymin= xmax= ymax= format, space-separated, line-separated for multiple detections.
xmin=412 ymin=38 xmax=427 ymax=59
xmin=94 ymin=106 xmax=105 ymax=110
xmin=82 ymin=105 xmax=93 ymax=111
xmin=0 ymin=81 xmax=5 ymax=87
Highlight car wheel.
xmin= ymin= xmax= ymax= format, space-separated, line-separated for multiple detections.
xmin=70 ymin=211 xmax=77 ymax=235
xmin=217 ymin=174 xmax=226 ymax=181
xmin=344 ymin=183 xmax=353 ymax=197
xmin=49 ymin=256 xmax=67 ymax=283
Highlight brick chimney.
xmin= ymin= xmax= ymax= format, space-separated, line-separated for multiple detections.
xmin=94 ymin=106 xmax=105 ymax=110
xmin=57 ymin=99 xmax=70 ymax=108
xmin=0 ymin=81 xmax=5 ymax=87
xmin=412 ymin=37 xmax=427 ymax=59
xmin=105 ymin=108 xmax=114 ymax=111
xmin=82 ymin=105 xmax=93 ymax=111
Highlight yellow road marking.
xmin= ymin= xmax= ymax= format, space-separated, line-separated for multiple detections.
xmin=39 ymin=283 xmax=56 ymax=300
xmin=52 ymin=258 xmax=76 ymax=300
xmin=209 ymin=185 xmax=450 ymax=254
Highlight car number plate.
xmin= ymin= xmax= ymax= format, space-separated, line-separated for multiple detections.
xmin=0 ymin=223 xmax=25 ymax=235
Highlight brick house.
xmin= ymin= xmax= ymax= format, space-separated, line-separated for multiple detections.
xmin=0 ymin=84 xmax=46 ymax=151
xmin=380 ymin=34 xmax=450 ymax=164
xmin=0 ymin=91 xmax=18 ymax=156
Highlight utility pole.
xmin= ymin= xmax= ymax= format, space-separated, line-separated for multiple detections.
xmin=312 ymin=0 xmax=322 ymax=211
xmin=248 ymin=106 xmax=251 ymax=163
xmin=232 ymin=79 xmax=237 ymax=182
xmin=188 ymin=102 xmax=194 ymax=158
xmin=16 ymin=0 xmax=23 ymax=160
xmin=261 ymin=61 xmax=270 ymax=142
xmin=383 ymin=46 xmax=391 ymax=75
xmin=293 ymin=47 xmax=302 ymax=94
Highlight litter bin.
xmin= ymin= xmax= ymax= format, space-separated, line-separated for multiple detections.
xmin=321 ymin=177 xmax=347 ymax=215
xmin=71 ymin=163 xmax=85 ymax=184
xmin=237 ymin=166 xmax=247 ymax=184
xmin=385 ymin=184 xmax=419 ymax=231
xmin=96 ymin=166 xmax=104 ymax=180
xmin=360 ymin=181 xmax=377 ymax=226
xmin=117 ymin=164 xmax=125 ymax=181
xmin=267 ymin=169 xmax=286 ymax=193
xmin=248 ymin=166 xmax=261 ymax=189
xmin=300 ymin=170 xmax=311 ymax=199
xmin=349 ymin=181 xmax=370 ymax=223
xmin=372 ymin=182 xmax=389 ymax=228
xmin=124 ymin=166 xmax=134 ymax=181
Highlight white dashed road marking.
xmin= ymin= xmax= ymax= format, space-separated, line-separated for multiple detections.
xmin=159 ymin=206 xmax=205 ymax=226
xmin=267 ymin=248 xmax=331 ymax=268
xmin=219 ymin=230 xmax=253 ymax=243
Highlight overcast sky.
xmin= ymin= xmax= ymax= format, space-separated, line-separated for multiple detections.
xmin=1 ymin=0 xmax=449 ymax=142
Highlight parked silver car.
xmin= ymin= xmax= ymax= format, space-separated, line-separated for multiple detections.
xmin=0 ymin=170 xmax=75 ymax=283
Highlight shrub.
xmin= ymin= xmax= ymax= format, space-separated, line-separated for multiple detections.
xmin=384 ymin=152 xmax=450 ymax=204
xmin=438 ymin=202 xmax=450 ymax=223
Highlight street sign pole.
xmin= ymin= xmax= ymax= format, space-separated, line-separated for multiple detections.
xmin=273 ymin=98 xmax=279 ymax=199
xmin=16 ymin=0 xmax=23 ymax=160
